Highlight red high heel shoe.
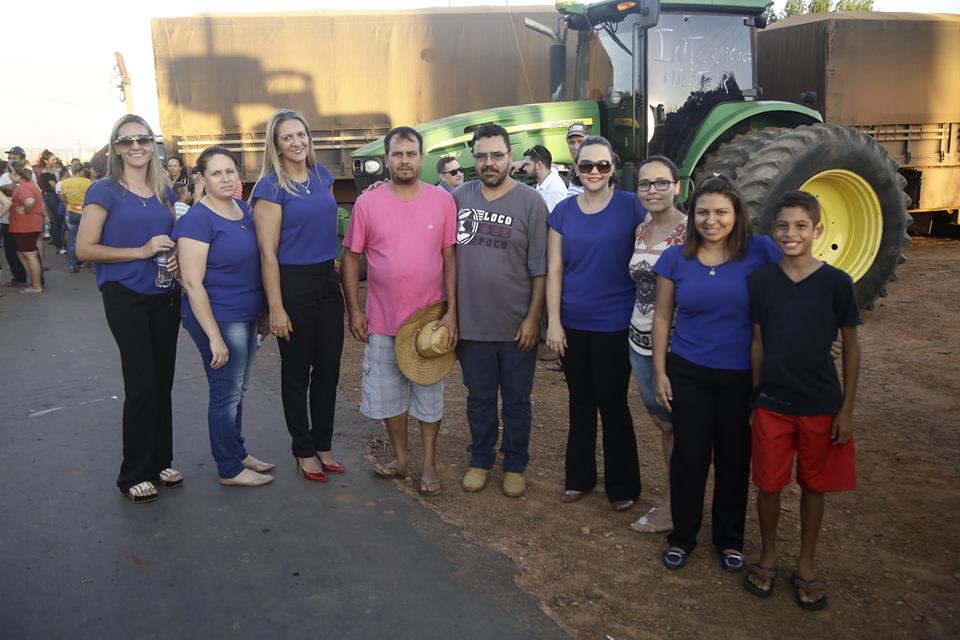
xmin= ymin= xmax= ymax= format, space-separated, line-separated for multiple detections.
xmin=315 ymin=454 xmax=345 ymax=474
xmin=294 ymin=456 xmax=327 ymax=482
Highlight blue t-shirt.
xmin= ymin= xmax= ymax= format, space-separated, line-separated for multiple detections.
xmin=653 ymin=235 xmax=781 ymax=370
xmin=172 ymin=200 xmax=265 ymax=323
xmin=547 ymin=189 xmax=646 ymax=332
xmin=250 ymin=165 xmax=338 ymax=265
xmin=84 ymin=179 xmax=177 ymax=295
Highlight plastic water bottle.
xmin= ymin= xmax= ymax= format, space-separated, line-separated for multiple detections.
xmin=155 ymin=251 xmax=173 ymax=288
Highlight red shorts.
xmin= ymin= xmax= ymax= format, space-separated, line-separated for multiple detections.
xmin=12 ymin=232 xmax=40 ymax=252
xmin=752 ymin=407 xmax=857 ymax=494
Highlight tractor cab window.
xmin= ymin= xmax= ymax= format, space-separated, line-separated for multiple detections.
xmin=646 ymin=13 xmax=755 ymax=159
xmin=575 ymin=14 xmax=640 ymax=102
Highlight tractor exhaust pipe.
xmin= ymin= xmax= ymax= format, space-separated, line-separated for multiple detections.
xmin=524 ymin=17 xmax=566 ymax=101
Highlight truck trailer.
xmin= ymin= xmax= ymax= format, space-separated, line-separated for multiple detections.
xmin=150 ymin=6 xmax=573 ymax=200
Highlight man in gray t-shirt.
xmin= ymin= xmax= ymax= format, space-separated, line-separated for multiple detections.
xmin=454 ymin=124 xmax=548 ymax=498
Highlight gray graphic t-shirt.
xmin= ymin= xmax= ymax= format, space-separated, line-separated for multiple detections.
xmin=453 ymin=180 xmax=548 ymax=341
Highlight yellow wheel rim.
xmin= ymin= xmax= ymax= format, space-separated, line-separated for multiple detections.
xmin=800 ymin=169 xmax=882 ymax=282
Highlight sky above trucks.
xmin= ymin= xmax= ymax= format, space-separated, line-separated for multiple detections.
xmin=1 ymin=0 xmax=955 ymax=160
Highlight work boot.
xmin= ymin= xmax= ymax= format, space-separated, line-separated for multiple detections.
xmin=462 ymin=467 xmax=489 ymax=492
xmin=502 ymin=472 xmax=526 ymax=498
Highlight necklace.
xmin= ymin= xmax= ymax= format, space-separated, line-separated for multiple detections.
xmin=709 ymin=266 xmax=717 ymax=276
xmin=123 ymin=182 xmax=150 ymax=207
xmin=298 ymin=176 xmax=311 ymax=194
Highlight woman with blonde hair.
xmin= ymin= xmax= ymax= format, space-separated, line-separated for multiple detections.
xmin=252 ymin=109 xmax=345 ymax=482
xmin=77 ymin=114 xmax=182 ymax=503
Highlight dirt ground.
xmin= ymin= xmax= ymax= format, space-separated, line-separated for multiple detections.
xmin=340 ymin=237 xmax=960 ymax=640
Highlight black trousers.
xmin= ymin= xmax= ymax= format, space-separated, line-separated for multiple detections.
xmin=278 ymin=262 xmax=345 ymax=457
xmin=563 ymin=328 xmax=641 ymax=503
xmin=1 ymin=223 xmax=26 ymax=283
xmin=666 ymin=353 xmax=753 ymax=554
xmin=101 ymin=283 xmax=181 ymax=492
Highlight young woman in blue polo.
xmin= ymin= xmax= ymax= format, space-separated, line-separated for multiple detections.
xmin=652 ymin=176 xmax=781 ymax=571
xmin=173 ymin=146 xmax=274 ymax=487
xmin=76 ymin=114 xmax=181 ymax=503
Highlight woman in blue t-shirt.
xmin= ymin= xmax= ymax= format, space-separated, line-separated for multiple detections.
xmin=252 ymin=109 xmax=345 ymax=482
xmin=546 ymin=136 xmax=645 ymax=511
xmin=76 ymin=114 xmax=182 ymax=504
xmin=173 ymin=146 xmax=273 ymax=487
xmin=651 ymin=176 xmax=781 ymax=571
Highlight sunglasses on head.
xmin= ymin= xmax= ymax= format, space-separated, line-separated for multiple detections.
xmin=441 ymin=167 xmax=464 ymax=175
xmin=114 ymin=135 xmax=154 ymax=147
xmin=577 ymin=160 xmax=613 ymax=175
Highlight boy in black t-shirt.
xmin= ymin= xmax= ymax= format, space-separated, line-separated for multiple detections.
xmin=743 ymin=191 xmax=862 ymax=611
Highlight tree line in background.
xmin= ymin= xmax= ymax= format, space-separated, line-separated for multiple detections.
xmin=765 ymin=0 xmax=875 ymax=23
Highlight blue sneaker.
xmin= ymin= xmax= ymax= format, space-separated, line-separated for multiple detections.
xmin=720 ymin=549 xmax=745 ymax=573
xmin=662 ymin=547 xmax=687 ymax=570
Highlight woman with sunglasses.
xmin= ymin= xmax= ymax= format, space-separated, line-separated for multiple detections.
xmin=652 ymin=176 xmax=780 ymax=571
xmin=252 ymin=109 xmax=345 ymax=482
xmin=546 ymin=135 xmax=645 ymax=511
xmin=77 ymin=114 xmax=182 ymax=504
xmin=627 ymin=156 xmax=687 ymax=534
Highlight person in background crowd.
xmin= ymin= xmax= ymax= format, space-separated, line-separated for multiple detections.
xmin=252 ymin=109 xmax=346 ymax=483
xmin=174 ymin=184 xmax=191 ymax=219
xmin=342 ymin=126 xmax=458 ymax=497
xmin=166 ymin=156 xmax=189 ymax=189
xmin=40 ymin=165 xmax=65 ymax=253
xmin=76 ymin=114 xmax=182 ymax=504
xmin=652 ymin=176 xmax=781 ymax=572
xmin=454 ymin=124 xmax=548 ymax=498
xmin=1 ymin=146 xmax=31 ymax=287
xmin=519 ymin=144 xmax=567 ymax=214
xmin=436 ymin=156 xmax=464 ymax=193
xmin=546 ymin=135 xmax=645 ymax=512
xmin=564 ymin=123 xmax=589 ymax=197
xmin=189 ymin=166 xmax=203 ymax=204
xmin=175 ymin=146 xmax=274 ymax=487
xmin=626 ymin=156 xmax=687 ymax=535
xmin=60 ymin=162 xmax=92 ymax=273
xmin=8 ymin=161 xmax=45 ymax=293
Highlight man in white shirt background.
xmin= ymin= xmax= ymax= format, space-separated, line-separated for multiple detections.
xmin=519 ymin=145 xmax=567 ymax=214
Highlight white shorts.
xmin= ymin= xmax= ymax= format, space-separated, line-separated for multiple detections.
xmin=360 ymin=334 xmax=444 ymax=422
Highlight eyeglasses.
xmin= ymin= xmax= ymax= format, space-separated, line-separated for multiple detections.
xmin=577 ymin=160 xmax=613 ymax=175
xmin=114 ymin=135 xmax=154 ymax=147
xmin=473 ymin=151 xmax=508 ymax=163
xmin=441 ymin=167 xmax=464 ymax=176
xmin=637 ymin=179 xmax=676 ymax=192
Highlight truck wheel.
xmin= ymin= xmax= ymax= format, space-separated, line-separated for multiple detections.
xmin=696 ymin=123 xmax=911 ymax=309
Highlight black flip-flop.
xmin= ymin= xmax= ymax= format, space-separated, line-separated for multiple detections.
xmin=792 ymin=573 xmax=828 ymax=611
xmin=743 ymin=563 xmax=777 ymax=598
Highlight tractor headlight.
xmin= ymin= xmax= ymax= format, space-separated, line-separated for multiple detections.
xmin=363 ymin=158 xmax=383 ymax=175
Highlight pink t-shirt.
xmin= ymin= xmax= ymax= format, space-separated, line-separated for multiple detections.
xmin=343 ymin=183 xmax=456 ymax=336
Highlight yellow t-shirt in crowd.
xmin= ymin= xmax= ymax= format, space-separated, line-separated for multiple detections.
xmin=60 ymin=177 xmax=93 ymax=213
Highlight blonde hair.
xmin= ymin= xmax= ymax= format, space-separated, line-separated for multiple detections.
xmin=106 ymin=114 xmax=170 ymax=205
xmin=255 ymin=109 xmax=315 ymax=198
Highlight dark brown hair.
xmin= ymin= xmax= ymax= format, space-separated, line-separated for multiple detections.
xmin=384 ymin=126 xmax=423 ymax=156
xmin=682 ymin=175 xmax=752 ymax=260
xmin=574 ymin=135 xmax=618 ymax=187
xmin=637 ymin=155 xmax=678 ymax=180
xmin=471 ymin=123 xmax=512 ymax=151
xmin=195 ymin=146 xmax=237 ymax=175
xmin=8 ymin=160 xmax=32 ymax=182
xmin=774 ymin=190 xmax=821 ymax=225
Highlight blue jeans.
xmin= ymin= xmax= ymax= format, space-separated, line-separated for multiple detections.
xmin=182 ymin=313 xmax=257 ymax=479
xmin=457 ymin=340 xmax=538 ymax=473
xmin=628 ymin=348 xmax=672 ymax=423
xmin=65 ymin=212 xmax=81 ymax=270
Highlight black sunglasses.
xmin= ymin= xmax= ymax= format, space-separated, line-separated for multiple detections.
xmin=577 ymin=160 xmax=613 ymax=175
xmin=441 ymin=167 xmax=464 ymax=176
xmin=114 ymin=135 xmax=154 ymax=147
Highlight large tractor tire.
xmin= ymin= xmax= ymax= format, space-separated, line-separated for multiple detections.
xmin=694 ymin=123 xmax=911 ymax=309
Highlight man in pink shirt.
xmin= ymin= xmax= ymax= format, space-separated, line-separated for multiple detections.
xmin=342 ymin=126 xmax=458 ymax=496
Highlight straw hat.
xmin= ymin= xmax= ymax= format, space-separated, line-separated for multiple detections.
xmin=394 ymin=301 xmax=457 ymax=386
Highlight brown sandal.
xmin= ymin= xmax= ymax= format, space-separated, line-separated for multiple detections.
xmin=743 ymin=564 xmax=777 ymax=598
xmin=791 ymin=573 xmax=828 ymax=611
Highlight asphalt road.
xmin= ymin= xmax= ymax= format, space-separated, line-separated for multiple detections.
xmin=0 ymin=253 xmax=568 ymax=640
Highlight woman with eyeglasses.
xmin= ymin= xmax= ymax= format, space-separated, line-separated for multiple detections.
xmin=77 ymin=114 xmax=182 ymax=504
xmin=546 ymin=135 xmax=645 ymax=511
xmin=626 ymin=156 xmax=687 ymax=534
xmin=252 ymin=109 xmax=345 ymax=483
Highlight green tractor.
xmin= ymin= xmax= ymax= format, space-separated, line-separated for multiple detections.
xmin=351 ymin=0 xmax=910 ymax=309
